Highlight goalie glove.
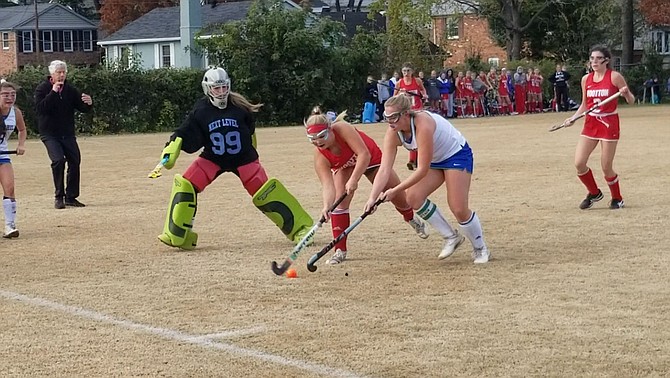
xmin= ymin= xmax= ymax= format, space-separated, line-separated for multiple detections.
xmin=161 ymin=136 xmax=183 ymax=170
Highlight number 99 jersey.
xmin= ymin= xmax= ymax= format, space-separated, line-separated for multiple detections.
xmin=173 ymin=98 xmax=259 ymax=171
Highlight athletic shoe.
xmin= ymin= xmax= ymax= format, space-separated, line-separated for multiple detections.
xmin=407 ymin=161 xmax=417 ymax=171
xmin=473 ymin=245 xmax=490 ymax=264
xmin=609 ymin=198 xmax=624 ymax=210
xmin=293 ymin=227 xmax=314 ymax=246
xmin=438 ymin=233 xmax=465 ymax=260
xmin=579 ymin=190 xmax=603 ymax=209
xmin=65 ymin=198 xmax=86 ymax=207
xmin=55 ymin=198 xmax=65 ymax=209
xmin=326 ymin=249 xmax=347 ymax=265
xmin=408 ymin=214 xmax=429 ymax=239
xmin=3 ymin=223 xmax=19 ymax=238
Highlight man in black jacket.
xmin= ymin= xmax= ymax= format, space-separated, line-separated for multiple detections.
xmin=34 ymin=60 xmax=93 ymax=209
xmin=548 ymin=64 xmax=571 ymax=112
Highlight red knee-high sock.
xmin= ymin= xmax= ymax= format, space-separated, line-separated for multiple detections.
xmin=605 ymin=175 xmax=622 ymax=200
xmin=409 ymin=150 xmax=417 ymax=164
xmin=578 ymin=169 xmax=600 ymax=195
xmin=395 ymin=206 xmax=414 ymax=222
xmin=331 ymin=210 xmax=350 ymax=251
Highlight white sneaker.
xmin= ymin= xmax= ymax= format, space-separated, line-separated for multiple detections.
xmin=438 ymin=233 xmax=465 ymax=260
xmin=3 ymin=223 xmax=19 ymax=239
xmin=473 ymin=246 xmax=490 ymax=264
xmin=408 ymin=215 xmax=429 ymax=239
xmin=326 ymin=249 xmax=347 ymax=265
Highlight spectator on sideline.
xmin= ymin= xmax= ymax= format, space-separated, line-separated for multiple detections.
xmin=549 ymin=64 xmax=571 ymax=112
xmin=426 ymin=70 xmax=442 ymax=113
xmin=34 ymin=60 xmax=92 ymax=209
xmin=377 ymin=73 xmax=392 ymax=120
xmin=513 ymin=66 xmax=528 ymax=114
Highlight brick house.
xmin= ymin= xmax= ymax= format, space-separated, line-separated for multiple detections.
xmin=0 ymin=3 xmax=100 ymax=76
xmin=431 ymin=3 xmax=507 ymax=68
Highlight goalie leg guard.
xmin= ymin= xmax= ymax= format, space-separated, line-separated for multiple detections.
xmin=158 ymin=174 xmax=198 ymax=250
xmin=252 ymin=178 xmax=313 ymax=244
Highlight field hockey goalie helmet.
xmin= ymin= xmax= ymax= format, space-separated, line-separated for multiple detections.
xmin=202 ymin=67 xmax=231 ymax=109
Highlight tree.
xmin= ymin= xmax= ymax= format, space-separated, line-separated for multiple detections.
xmin=621 ymin=0 xmax=634 ymax=71
xmin=370 ymin=0 xmax=448 ymax=71
xmin=197 ymin=1 xmax=386 ymax=123
xmin=639 ymin=0 xmax=670 ymax=26
xmin=100 ymin=0 xmax=178 ymax=34
xmin=454 ymin=0 xmax=553 ymax=60
xmin=51 ymin=0 xmax=95 ymax=18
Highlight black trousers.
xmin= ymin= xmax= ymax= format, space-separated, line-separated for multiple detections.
xmin=41 ymin=135 xmax=81 ymax=200
xmin=555 ymin=86 xmax=569 ymax=111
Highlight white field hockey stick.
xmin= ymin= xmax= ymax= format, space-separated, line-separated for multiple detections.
xmin=549 ymin=90 xmax=621 ymax=132
xmin=148 ymin=156 xmax=169 ymax=179
xmin=306 ymin=198 xmax=384 ymax=273
xmin=270 ymin=193 xmax=348 ymax=276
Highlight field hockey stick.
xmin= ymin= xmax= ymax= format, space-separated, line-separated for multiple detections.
xmin=148 ymin=156 xmax=169 ymax=179
xmin=306 ymin=198 xmax=384 ymax=272
xmin=270 ymin=193 xmax=348 ymax=276
xmin=376 ymin=80 xmax=423 ymax=98
xmin=549 ymin=90 xmax=621 ymax=132
xmin=0 ymin=150 xmax=17 ymax=154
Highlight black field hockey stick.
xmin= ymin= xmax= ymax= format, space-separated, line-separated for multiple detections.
xmin=0 ymin=150 xmax=17 ymax=154
xmin=270 ymin=193 xmax=348 ymax=276
xmin=306 ymin=198 xmax=384 ymax=272
xmin=376 ymin=80 xmax=423 ymax=98
xmin=549 ymin=90 xmax=621 ymax=132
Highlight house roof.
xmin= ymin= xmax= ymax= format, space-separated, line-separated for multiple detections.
xmin=100 ymin=1 xmax=253 ymax=44
xmin=0 ymin=3 xmax=96 ymax=30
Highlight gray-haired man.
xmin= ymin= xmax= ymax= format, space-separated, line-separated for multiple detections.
xmin=34 ymin=60 xmax=93 ymax=209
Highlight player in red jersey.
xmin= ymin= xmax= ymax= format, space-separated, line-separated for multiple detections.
xmin=564 ymin=46 xmax=635 ymax=210
xmin=394 ymin=63 xmax=427 ymax=171
xmin=304 ymin=108 xmax=429 ymax=265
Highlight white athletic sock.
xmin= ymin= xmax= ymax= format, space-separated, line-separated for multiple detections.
xmin=416 ymin=199 xmax=456 ymax=238
xmin=459 ymin=211 xmax=485 ymax=249
xmin=3 ymin=197 xmax=16 ymax=226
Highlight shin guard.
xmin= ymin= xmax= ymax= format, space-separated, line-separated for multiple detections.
xmin=158 ymin=174 xmax=198 ymax=250
xmin=252 ymin=178 xmax=313 ymax=243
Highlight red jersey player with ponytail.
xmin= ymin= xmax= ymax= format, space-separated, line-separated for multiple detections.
xmin=564 ymin=45 xmax=635 ymax=210
xmin=304 ymin=108 xmax=429 ymax=265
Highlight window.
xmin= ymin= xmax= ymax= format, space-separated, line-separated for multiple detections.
xmin=22 ymin=31 xmax=33 ymax=52
xmin=161 ymin=44 xmax=173 ymax=67
xmin=63 ymin=30 xmax=73 ymax=52
xmin=488 ymin=57 xmax=500 ymax=67
xmin=2 ymin=32 xmax=8 ymax=50
xmin=651 ymin=31 xmax=670 ymax=54
xmin=445 ymin=17 xmax=460 ymax=40
xmin=119 ymin=45 xmax=130 ymax=67
xmin=42 ymin=30 xmax=53 ymax=52
xmin=83 ymin=30 xmax=93 ymax=51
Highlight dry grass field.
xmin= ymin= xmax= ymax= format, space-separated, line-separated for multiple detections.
xmin=1 ymin=105 xmax=669 ymax=377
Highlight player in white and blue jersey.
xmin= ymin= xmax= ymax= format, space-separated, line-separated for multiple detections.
xmin=0 ymin=80 xmax=27 ymax=238
xmin=366 ymin=94 xmax=490 ymax=264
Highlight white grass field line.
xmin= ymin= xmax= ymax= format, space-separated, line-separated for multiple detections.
xmin=0 ymin=289 xmax=366 ymax=378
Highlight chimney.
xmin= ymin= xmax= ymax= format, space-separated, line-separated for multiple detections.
xmin=180 ymin=0 xmax=203 ymax=68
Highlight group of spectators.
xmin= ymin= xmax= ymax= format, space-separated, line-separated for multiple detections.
xmin=364 ymin=63 xmax=582 ymax=122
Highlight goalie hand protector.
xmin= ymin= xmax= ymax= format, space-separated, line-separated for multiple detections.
xmin=161 ymin=136 xmax=182 ymax=170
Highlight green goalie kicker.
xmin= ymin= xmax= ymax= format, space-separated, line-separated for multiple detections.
xmin=158 ymin=174 xmax=198 ymax=250
xmin=252 ymin=178 xmax=313 ymax=244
